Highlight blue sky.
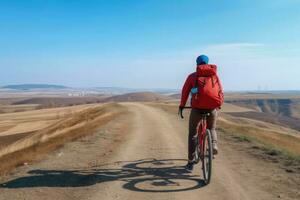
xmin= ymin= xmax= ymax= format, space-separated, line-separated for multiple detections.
xmin=1 ymin=0 xmax=300 ymax=90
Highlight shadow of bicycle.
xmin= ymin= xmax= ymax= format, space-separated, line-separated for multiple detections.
xmin=1 ymin=158 xmax=206 ymax=192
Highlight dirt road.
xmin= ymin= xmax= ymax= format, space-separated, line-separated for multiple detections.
xmin=0 ymin=103 xmax=298 ymax=199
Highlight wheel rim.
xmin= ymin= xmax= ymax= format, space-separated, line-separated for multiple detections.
xmin=202 ymin=131 xmax=212 ymax=184
xmin=204 ymin=138 xmax=210 ymax=178
xmin=194 ymin=138 xmax=200 ymax=163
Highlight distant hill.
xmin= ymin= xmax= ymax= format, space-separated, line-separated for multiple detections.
xmin=12 ymin=92 xmax=171 ymax=106
xmin=92 ymin=87 xmax=180 ymax=95
xmin=169 ymin=93 xmax=181 ymax=99
xmin=103 ymin=92 xmax=171 ymax=102
xmin=226 ymin=98 xmax=300 ymax=118
xmin=2 ymin=84 xmax=68 ymax=90
xmin=13 ymin=97 xmax=105 ymax=107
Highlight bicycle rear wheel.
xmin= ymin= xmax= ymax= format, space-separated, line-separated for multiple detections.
xmin=202 ymin=129 xmax=213 ymax=184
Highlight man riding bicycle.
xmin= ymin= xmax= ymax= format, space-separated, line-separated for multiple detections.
xmin=178 ymin=55 xmax=224 ymax=171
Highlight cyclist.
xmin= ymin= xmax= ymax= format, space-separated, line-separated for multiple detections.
xmin=178 ymin=55 xmax=224 ymax=171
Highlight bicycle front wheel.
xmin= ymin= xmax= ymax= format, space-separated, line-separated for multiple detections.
xmin=202 ymin=129 xmax=213 ymax=184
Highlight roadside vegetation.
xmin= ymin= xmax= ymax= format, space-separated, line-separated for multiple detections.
xmin=218 ymin=118 xmax=300 ymax=158
xmin=229 ymin=133 xmax=300 ymax=162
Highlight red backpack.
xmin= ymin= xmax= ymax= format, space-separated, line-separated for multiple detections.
xmin=191 ymin=64 xmax=224 ymax=109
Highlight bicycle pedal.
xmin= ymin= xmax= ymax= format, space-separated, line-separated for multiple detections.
xmin=194 ymin=160 xmax=200 ymax=164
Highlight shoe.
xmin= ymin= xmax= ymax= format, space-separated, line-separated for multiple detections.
xmin=185 ymin=162 xmax=194 ymax=172
xmin=212 ymin=141 xmax=218 ymax=155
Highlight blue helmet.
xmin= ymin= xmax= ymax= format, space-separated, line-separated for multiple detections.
xmin=196 ymin=55 xmax=209 ymax=65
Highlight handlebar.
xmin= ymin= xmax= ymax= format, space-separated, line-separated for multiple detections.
xmin=179 ymin=106 xmax=218 ymax=119
xmin=179 ymin=107 xmax=192 ymax=119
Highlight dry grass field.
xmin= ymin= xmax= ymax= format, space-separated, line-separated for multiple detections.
xmin=0 ymin=103 xmax=126 ymax=173
xmin=103 ymin=92 xmax=172 ymax=102
xmin=0 ymin=104 xmax=39 ymax=114
xmin=0 ymin=104 xmax=92 ymax=139
xmin=218 ymin=115 xmax=300 ymax=157
xmin=224 ymin=92 xmax=300 ymax=100
xmin=13 ymin=96 xmax=107 ymax=108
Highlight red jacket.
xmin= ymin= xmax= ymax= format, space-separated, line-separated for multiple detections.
xmin=180 ymin=64 xmax=223 ymax=109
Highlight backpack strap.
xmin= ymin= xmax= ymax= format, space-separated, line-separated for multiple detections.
xmin=194 ymin=73 xmax=198 ymax=88
xmin=211 ymin=76 xmax=215 ymax=87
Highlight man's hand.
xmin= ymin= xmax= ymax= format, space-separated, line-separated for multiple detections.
xmin=178 ymin=106 xmax=184 ymax=119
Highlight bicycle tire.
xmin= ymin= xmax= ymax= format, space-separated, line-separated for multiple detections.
xmin=202 ymin=129 xmax=213 ymax=184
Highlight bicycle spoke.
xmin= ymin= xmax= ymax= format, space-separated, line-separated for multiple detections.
xmin=202 ymin=130 xmax=212 ymax=185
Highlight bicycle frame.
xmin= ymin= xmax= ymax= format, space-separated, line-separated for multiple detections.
xmin=196 ymin=114 xmax=208 ymax=160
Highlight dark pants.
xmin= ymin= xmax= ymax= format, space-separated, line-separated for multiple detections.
xmin=188 ymin=109 xmax=218 ymax=161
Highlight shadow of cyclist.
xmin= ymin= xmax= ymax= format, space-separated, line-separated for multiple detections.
xmin=1 ymin=158 xmax=206 ymax=192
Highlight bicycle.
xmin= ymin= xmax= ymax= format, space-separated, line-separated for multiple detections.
xmin=180 ymin=107 xmax=213 ymax=185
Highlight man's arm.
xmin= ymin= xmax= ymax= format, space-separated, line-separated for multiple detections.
xmin=180 ymin=74 xmax=193 ymax=107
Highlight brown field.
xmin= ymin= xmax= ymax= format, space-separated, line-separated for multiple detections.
xmin=0 ymin=92 xmax=171 ymax=112
xmin=218 ymin=115 xmax=300 ymax=155
xmin=103 ymin=91 xmax=172 ymax=102
xmin=0 ymin=97 xmax=29 ymax=105
xmin=228 ymin=111 xmax=300 ymax=131
xmin=0 ymin=102 xmax=126 ymax=173
xmin=0 ymin=104 xmax=94 ymax=137
xmin=0 ymin=104 xmax=39 ymax=114
xmin=13 ymin=96 xmax=107 ymax=108
xmin=0 ymin=95 xmax=110 ymax=115
xmin=224 ymin=92 xmax=300 ymax=100
xmin=218 ymin=103 xmax=256 ymax=113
